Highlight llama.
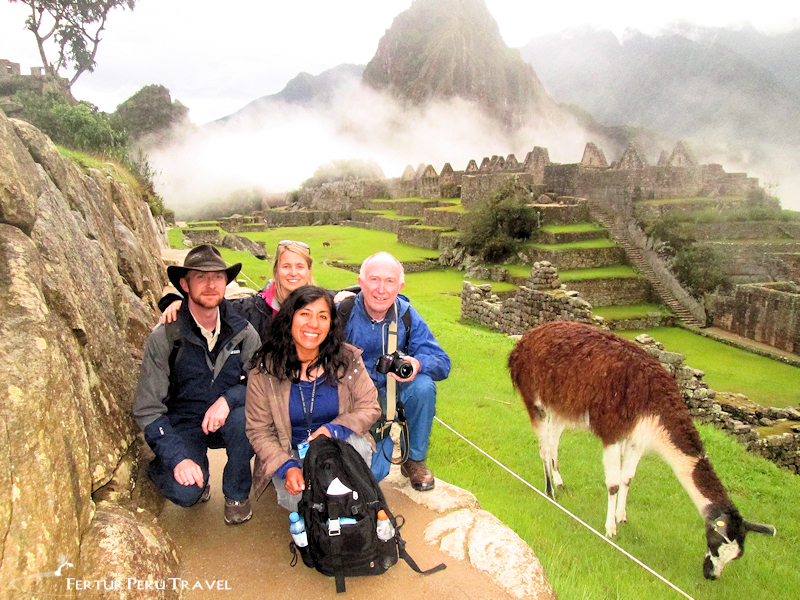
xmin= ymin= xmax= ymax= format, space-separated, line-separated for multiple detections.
xmin=508 ymin=320 xmax=775 ymax=579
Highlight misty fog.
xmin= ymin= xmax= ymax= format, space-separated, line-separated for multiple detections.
xmin=147 ymin=75 xmax=800 ymax=214
xmin=147 ymin=78 xmax=596 ymax=214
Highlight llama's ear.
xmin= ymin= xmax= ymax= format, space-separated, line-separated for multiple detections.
xmin=744 ymin=521 xmax=776 ymax=536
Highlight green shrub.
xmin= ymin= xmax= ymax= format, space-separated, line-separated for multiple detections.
xmin=18 ymin=91 xmax=127 ymax=157
xmin=672 ymin=245 xmax=729 ymax=296
xmin=461 ymin=185 xmax=539 ymax=262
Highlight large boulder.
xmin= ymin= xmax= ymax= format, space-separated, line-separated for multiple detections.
xmin=220 ymin=232 xmax=267 ymax=260
xmin=0 ymin=109 xmax=173 ymax=596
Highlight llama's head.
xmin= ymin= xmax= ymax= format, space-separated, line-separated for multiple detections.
xmin=703 ymin=508 xmax=776 ymax=579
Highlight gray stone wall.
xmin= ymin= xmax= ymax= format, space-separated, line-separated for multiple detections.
xmin=534 ymin=201 xmax=590 ymax=225
xmin=709 ymin=283 xmax=800 ymax=354
xmin=566 ymin=276 xmax=653 ymax=306
xmin=181 ymin=228 xmax=220 ymax=246
xmin=519 ymin=246 xmax=626 ymax=270
xmin=423 ymin=208 xmax=466 ymax=230
xmin=461 ymin=262 xmax=596 ymax=335
xmin=263 ymin=209 xmax=350 ymax=227
xmin=674 ymin=221 xmax=800 ymax=241
xmin=398 ymin=226 xmax=447 ymax=250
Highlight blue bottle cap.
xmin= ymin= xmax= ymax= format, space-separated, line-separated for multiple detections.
xmin=289 ymin=511 xmax=300 ymax=522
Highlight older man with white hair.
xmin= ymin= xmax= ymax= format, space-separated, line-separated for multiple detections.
xmin=342 ymin=252 xmax=451 ymax=491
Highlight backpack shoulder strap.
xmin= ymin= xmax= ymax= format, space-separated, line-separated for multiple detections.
xmin=164 ymin=320 xmax=183 ymax=384
xmin=400 ymin=307 xmax=412 ymax=354
xmin=337 ymin=295 xmax=356 ymax=328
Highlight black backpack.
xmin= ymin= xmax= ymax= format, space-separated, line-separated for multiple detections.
xmin=293 ymin=436 xmax=445 ymax=593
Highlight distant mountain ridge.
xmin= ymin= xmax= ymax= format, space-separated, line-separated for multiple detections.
xmin=220 ymin=63 xmax=365 ymax=121
xmin=362 ymin=0 xmax=558 ymax=129
xmin=518 ymin=26 xmax=800 ymax=146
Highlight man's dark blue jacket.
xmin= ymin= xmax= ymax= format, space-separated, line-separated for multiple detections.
xmin=133 ymin=300 xmax=260 ymax=470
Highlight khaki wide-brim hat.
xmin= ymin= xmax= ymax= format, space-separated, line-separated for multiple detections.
xmin=167 ymin=244 xmax=242 ymax=291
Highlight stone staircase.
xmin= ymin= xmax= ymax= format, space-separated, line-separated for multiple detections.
xmin=589 ymin=201 xmax=706 ymax=327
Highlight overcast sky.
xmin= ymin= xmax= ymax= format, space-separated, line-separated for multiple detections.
xmin=3 ymin=0 xmax=799 ymax=124
xmin=3 ymin=0 xmax=800 ymax=209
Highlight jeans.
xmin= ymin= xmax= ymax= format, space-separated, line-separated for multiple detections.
xmin=147 ymin=405 xmax=253 ymax=506
xmin=370 ymin=373 xmax=436 ymax=482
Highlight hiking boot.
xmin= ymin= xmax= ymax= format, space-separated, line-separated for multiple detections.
xmin=401 ymin=459 xmax=435 ymax=492
xmin=224 ymin=496 xmax=252 ymax=525
xmin=198 ymin=484 xmax=211 ymax=503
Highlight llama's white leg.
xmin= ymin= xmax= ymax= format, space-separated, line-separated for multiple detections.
xmin=535 ymin=413 xmax=563 ymax=500
xmin=602 ymin=443 xmax=622 ymax=537
xmin=534 ymin=420 xmax=556 ymax=498
xmin=550 ymin=420 xmax=566 ymax=489
xmin=617 ymin=439 xmax=645 ymax=525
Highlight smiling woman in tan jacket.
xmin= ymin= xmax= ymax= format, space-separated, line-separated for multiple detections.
xmin=245 ymin=285 xmax=381 ymax=511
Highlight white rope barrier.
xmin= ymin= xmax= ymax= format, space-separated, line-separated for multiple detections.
xmin=433 ymin=416 xmax=697 ymax=600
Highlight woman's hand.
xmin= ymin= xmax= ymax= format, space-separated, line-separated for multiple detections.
xmin=308 ymin=426 xmax=332 ymax=441
xmin=159 ymin=300 xmax=182 ymax=324
xmin=333 ymin=290 xmax=355 ymax=303
xmin=285 ymin=467 xmax=305 ymax=495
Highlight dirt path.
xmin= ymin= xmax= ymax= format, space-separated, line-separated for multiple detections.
xmin=157 ymin=450 xmax=523 ymax=600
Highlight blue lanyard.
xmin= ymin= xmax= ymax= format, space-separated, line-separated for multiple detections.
xmin=297 ymin=377 xmax=318 ymax=437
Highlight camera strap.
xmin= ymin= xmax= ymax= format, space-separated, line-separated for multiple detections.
xmin=385 ymin=320 xmax=398 ymax=422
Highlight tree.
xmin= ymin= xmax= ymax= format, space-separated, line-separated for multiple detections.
xmin=11 ymin=0 xmax=136 ymax=87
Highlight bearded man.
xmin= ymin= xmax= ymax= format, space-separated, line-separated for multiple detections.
xmin=134 ymin=245 xmax=260 ymax=524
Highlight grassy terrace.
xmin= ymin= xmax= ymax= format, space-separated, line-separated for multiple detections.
xmin=524 ymin=237 xmax=618 ymax=251
xmin=168 ymin=222 xmax=800 ymax=599
xmin=592 ymin=302 xmax=671 ymax=319
xmin=618 ymin=327 xmax=800 ymax=407
xmin=558 ymin=265 xmax=640 ymax=281
xmin=539 ymin=222 xmax=607 ymax=234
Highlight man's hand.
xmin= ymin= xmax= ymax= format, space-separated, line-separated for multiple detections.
xmin=202 ymin=397 xmax=230 ymax=434
xmin=174 ymin=459 xmax=204 ymax=487
xmin=159 ymin=300 xmax=182 ymax=324
xmin=285 ymin=467 xmax=305 ymax=495
xmin=389 ymin=355 xmax=421 ymax=383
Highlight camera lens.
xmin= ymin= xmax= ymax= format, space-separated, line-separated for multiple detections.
xmin=395 ymin=360 xmax=413 ymax=379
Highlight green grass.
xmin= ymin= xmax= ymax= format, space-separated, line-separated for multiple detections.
xmin=592 ymin=303 xmax=671 ymax=320
xmin=559 ymin=265 xmax=641 ymax=281
xmin=56 ymin=146 xmax=139 ymax=189
xmin=428 ymin=204 xmax=467 ymax=213
xmin=400 ymin=271 xmax=800 ymax=600
xmin=617 ymin=327 xmax=800 ymax=407
xmin=540 ymin=222 xmax=607 ymax=234
xmin=526 ymin=238 xmax=618 ymax=251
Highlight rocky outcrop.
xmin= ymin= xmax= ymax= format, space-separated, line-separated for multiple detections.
xmin=220 ymin=232 xmax=267 ymax=259
xmin=0 ymin=109 xmax=174 ymax=596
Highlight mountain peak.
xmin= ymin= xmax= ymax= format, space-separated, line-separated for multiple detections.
xmin=362 ymin=0 xmax=556 ymax=129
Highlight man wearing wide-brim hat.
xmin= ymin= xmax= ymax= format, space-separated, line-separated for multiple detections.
xmin=134 ymin=244 xmax=260 ymax=524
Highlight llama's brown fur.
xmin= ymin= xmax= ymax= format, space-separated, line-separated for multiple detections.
xmin=508 ymin=321 xmax=774 ymax=579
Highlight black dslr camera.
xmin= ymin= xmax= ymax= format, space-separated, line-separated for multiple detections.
xmin=375 ymin=351 xmax=414 ymax=379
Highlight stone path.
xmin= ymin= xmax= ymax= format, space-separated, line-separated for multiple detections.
xmin=157 ymin=451 xmax=556 ymax=600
